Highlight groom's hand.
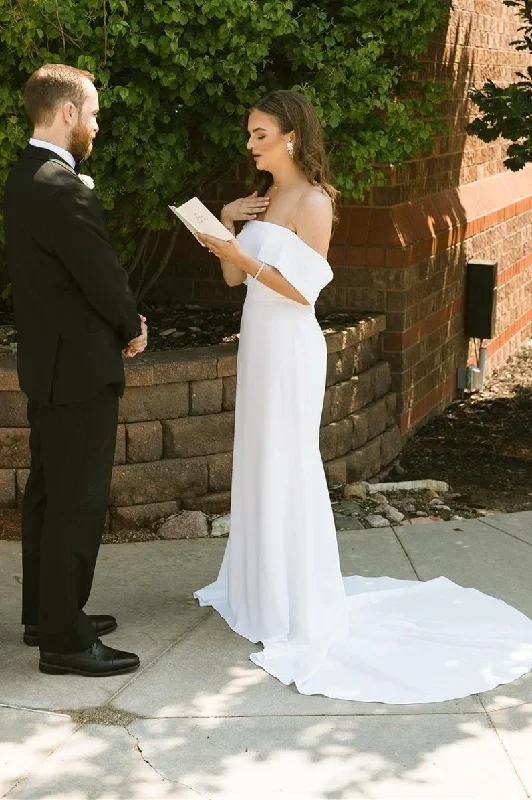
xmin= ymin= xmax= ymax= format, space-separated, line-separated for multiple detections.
xmin=123 ymin=315 xmax=148 ymax=358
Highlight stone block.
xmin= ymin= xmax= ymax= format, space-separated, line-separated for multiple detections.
xmin=190 ymin=378 xmax=223 ymax=416
xmin=222 ymin=375 xmax=237 ymax=411
xmin=16 ymin=469 xmax=29 ymax=509
xmin=324 ymin=378 xmax=368 ymax=424
xmin=110 ymin=501 xmax=181 ymax=536
xmin=366 ymin=398 xmax=388 ymax=441
xmin=350 ymin=409 xmax=369 ymax=450
xmin=124 ymin=358 xmax=154 ymax=387
xmin=345 ymin=437 xmax=382 ymax=482
xmin=211 ymin=513 xmax=231 ymax=537
xmin=324 ymin=458 xmax=347 ymax=486
xmin=208 ymin=451 xmax=233 ymax=492
xmin=326 ymin=352 xmax=342 ymax=388
xmin=0 ymin=357 xmax=19 ymax=390
xmin=163 ymin=413 xmax=235 ymax=458
xmin=144 ymin=349 xmax=218 ymax=384
xmin=0 ymin=392 xmax=28 ymax=427
xmin=353 ymin=339 xmax=377 ymax=374
xmin=119 ymin=383 xmax=189 ymax=423
xmin=373 ymin=361 xmax=392 ymax=399
xmin=216 ymin=345 xmax=238 ymax=377
xmin=126 ymin=421 xmax=163 ymax=463
xmin=109 ymin=458 xmax=208 ymax=506
xmin=158 ymin=510 xmax=209 ymax=539
xmin=0 ymin=469 xmax=16 ymax=508
xmin=331 ymin=418 xmax=353 ymax=458
xmin=319 ymin=424 xmax=337 ymax=462
xmin=114 ymin=425 xmax=126 ymax=465
xmin=381 ymin=425 xmax=403 ymax=466
xmin=0 ymin=428 xmax=30 ymax=468
xmin=386 ymin=392 xmax=398 ymax=427
xmin=326 ymin=347 xmax=355 ymax=387
xmin=183 ymin=492 xmax=231 ymax=515
xmin=0 ymin=508 xmax=21 ymax=538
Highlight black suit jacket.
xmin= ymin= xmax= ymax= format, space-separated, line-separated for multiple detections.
xmin=3 ymin=145 xmax=141 ymax=404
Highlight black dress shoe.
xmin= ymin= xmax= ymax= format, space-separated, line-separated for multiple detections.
xmin=39 ymin=639 xmax=140 ymax=677
xmin=23 ymin=615 xmax=117 ymax=647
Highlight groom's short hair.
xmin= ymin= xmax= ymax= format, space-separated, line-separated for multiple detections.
xmin=24 ymin=64 xmax=95 ymax=127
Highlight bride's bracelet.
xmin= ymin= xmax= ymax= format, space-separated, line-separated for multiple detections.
xmin=254 ymin=261 xmax=266 ymax=281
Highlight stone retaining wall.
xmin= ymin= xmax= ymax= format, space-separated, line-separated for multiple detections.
xmin=0 ymin=314 xmax=401 ymax=538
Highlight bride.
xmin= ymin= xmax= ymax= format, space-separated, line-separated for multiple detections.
xmin=194 ymin=89 xmax=532 ymax=703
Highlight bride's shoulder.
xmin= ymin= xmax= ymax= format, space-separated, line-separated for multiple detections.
xmin=299 ymin=184 xmax=332 ymax=213
xmin=294 ymin=186 xmax=333 ymax=257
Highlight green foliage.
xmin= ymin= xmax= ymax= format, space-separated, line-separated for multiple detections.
xmin=468 ymin=0 xmax=532 ymax=171
xmin=0 ymin=0 xmax=449 ymax=296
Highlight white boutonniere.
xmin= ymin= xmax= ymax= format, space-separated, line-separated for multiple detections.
xmin=78 ymin=174 xmax=95 ymax=190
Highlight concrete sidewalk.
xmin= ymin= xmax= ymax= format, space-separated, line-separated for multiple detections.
xmin=1 ymin=511 xmax=532 ymax=799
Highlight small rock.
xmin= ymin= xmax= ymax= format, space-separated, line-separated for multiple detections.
xmin=452 ymin=515 xmax=465 ymax=520
xmin=158 ymin=511 xmax=208 ymax=539
xmin=343 ymin=482 xmax=367 ymax=500
xmin=475 ymin=509 xmax=488 ymax=516
xmin=211 ymin=514 xmax=231 ymax=537
xmin=409 ymin=516 xmax=444 ymax=525
xmin=334 ymin=500 xmax=363 ymax=516
xmin=404 ymin=502 xmax=416 ymax=513
xmin=366 ymin=514 xmax=391 ymax=528
xmin=383 ymin=505 xmax=405 ymax=524
xmin=160 ymin=327 xmax=177 ymax=336
xmin=371 ymin=492 xmax=388 ymax=505
xmin=429 ymin=498 xmax=445 ymax=507
xmin=415 ymin=510 xmax=428 ymax=517
xmin=367 ymin=479 xmax=449 ymax=494
xmin=334 ymin=515 xmax=366 ymax=531
xmin=394 ymin=462 xmax=407 ymax=477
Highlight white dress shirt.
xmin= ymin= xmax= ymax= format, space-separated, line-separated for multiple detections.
xmin=29 ymin=138 xmax=76 ymax=170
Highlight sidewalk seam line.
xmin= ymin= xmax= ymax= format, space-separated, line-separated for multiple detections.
xmin=391 ymin=526 xmax=421 ymax=580
xmin=2 ymin=723 xmax=82 ymax=799
xmin=479 ymin=694 xmax=530 ymax=799
xmin=124 ymin=725 xmax=210 ymax=798
xmin=104 ymin=608 xmax=213 ymax=708
xmin=478 ymin=517 xmax=532 ymax=547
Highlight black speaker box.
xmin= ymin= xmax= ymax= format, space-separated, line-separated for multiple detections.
xmin=464 ymin=259 xmax=497 ymax=340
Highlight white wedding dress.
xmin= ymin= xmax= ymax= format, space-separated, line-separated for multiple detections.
xmin=194 ymin=220 xmax=532 ymax=703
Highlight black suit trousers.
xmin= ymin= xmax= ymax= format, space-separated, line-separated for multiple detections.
xmin=21 ymin=385 xmax=118 ymax=653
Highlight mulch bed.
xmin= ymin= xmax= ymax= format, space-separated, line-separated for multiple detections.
xmin=391 ymin=341 xmax=532 ymax=515
xmin=0 ymin=303 xmax=364 ymax=355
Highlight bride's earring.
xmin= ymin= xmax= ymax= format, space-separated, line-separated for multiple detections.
xmin=286 ymin=140 xmax=294 ymax=158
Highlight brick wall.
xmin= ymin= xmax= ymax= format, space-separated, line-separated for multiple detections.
xmin=150 ymin=0 xmax=532 ymax=434
xmin=0 ymin=316 xmax=402 ymax=539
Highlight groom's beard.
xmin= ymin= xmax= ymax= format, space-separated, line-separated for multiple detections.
xmin=69 ymin=120 xmax=94 ymax=163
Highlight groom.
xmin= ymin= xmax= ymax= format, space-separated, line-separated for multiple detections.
xmin=3 ymin=64 xmax=146 ymax=676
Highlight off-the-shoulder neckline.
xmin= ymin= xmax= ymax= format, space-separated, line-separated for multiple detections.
xmin=244 ymin=220 xmax=330 ymax=265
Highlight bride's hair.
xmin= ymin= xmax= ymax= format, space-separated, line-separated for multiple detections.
xmin=246 ymin=89 xmax=338 ymax=217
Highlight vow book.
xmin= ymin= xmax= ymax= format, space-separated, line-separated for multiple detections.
xmin=168 ymin=197 xmax=233 ymax=241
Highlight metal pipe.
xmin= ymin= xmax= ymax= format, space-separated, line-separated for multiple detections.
xmin=478 ymin=345 xmax=487 ymax=390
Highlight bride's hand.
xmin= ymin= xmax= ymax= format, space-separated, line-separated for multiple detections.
xmin=197 ymin=233 xmax=246 ymax=266
xmin=221 ymin=191 xmax=269 ymax=226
